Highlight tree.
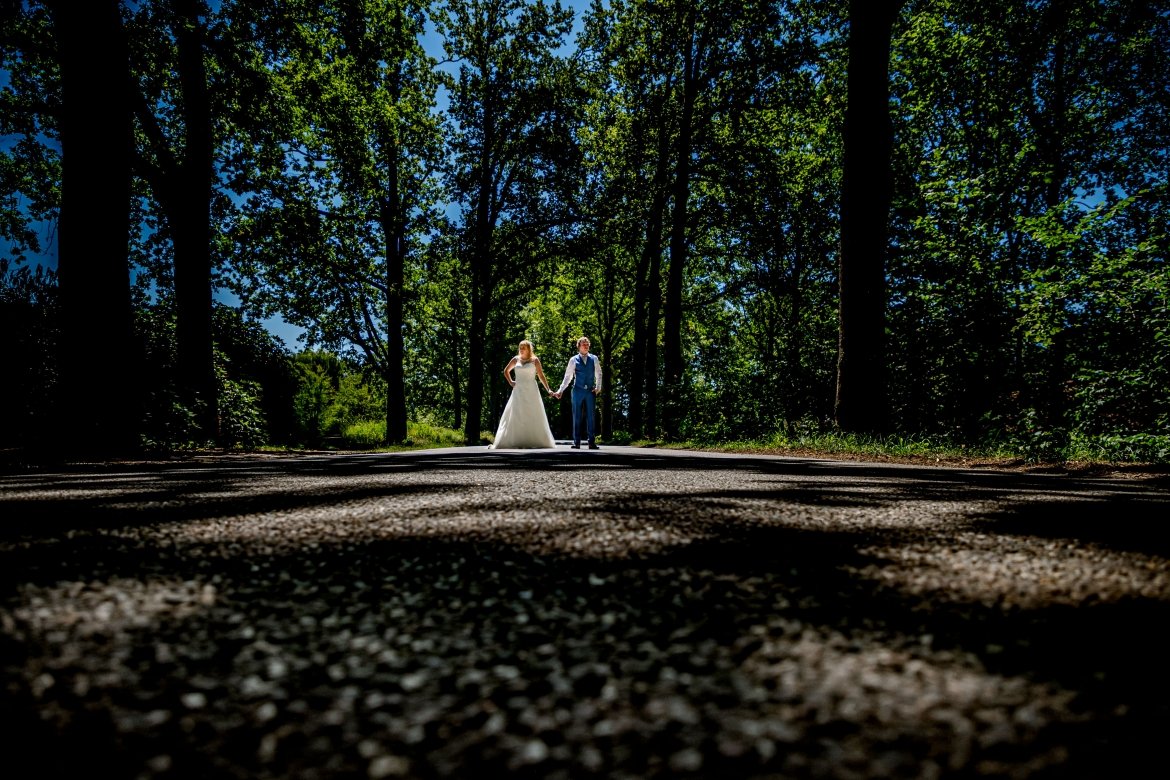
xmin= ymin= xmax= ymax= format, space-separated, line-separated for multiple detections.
xmin=127 ymin=0 xmax=218 ymax=443
xmin=223 ymin=0 xmax=444 ymax=444
xmin=834 ymin=0 xmax=902 ymax=434
xmin=571 ymin=0 xmax=669 ymax=440
xmin=436 ymin=0 xmax=580 ymax=444
xmin=47 ymin=0 xmax=140 ymax=456
xmin=708 ymin=0 xmax=843 ymax=431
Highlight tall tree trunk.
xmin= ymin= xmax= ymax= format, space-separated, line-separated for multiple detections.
xmin=464 ymin=168 xmax=493 ymax=444
xmin=50 ymin=0 xmax=138 ymax=457
xmin=661 ymin=6 xmax=697 ymax=441
xmin=464 ymin=55 xmax=497 ymax=446
xmin=464 ymin=289 xmax=489 ymax=444
xmin=786 ymin=216 xmax=805 ymax=415
xmin=644 ymin=230 xmax=663 ymax=439
xmin=598 ymin=268 xmax=616 ymax=439
xmin=381 ymin=70 xmax=408 ymax=444
xmin=629 ymin=252 xmax=648 ymax=439
xmin=600 ymin=337 xmax=612 ymax=439
xmin=1040 ymin=30 xmax=1069 ymax=430
xmin=834 ymin=0 xmax=902 ymax=434
xmin=172 ymin=0 xmax=217 ymax=444
xmin=450 ymin=317 xmax=463 ymax=429
xmin=628 ymin=112 xmax=674 ymax=440
xmin=381 ymin=194 xmax=408 ymax=444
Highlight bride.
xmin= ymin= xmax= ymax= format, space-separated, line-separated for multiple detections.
xmin=489 ymin=339 xmax=557 ymax=449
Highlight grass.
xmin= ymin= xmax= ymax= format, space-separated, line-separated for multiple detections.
xmin=248 ymin=421 xmax=471 ymax=453
xmin=338 ymin=420 xmax=470 ymax=451
xmin=626 ymin=430 xmax=1170 ymax=477
xmin=632 ymin=431 xmax=1012 ymax=463
xmin=215 ymin=421 xmax=1170 ymax=479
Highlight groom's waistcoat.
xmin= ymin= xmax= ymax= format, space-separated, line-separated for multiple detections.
xmin=573 ymin=354 xmax=596 ymax=391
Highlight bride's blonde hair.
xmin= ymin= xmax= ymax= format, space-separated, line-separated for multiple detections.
xmin=518 ymin=339 xmax=536 ymax=359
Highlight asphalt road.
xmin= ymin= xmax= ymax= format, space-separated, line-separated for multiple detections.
xmin=2 ymin=446 xmax=1168 ymax=779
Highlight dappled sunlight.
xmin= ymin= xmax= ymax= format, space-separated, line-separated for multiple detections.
xmin=6 ymin=577 xmax=218 ymax=638
xmin=0 ymin=472 xmax=179 ymax=502
xmin=112 ymin=493 xmax=710 ymax=560
xmin=852 ymin=533 xmax=1170 ymax=609
xmin=3 ymin=450 xmax=1168 ymax=778
xmin=735 ymin=625 xmax=1086 ymax=775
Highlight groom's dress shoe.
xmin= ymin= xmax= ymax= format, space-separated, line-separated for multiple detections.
xmin=588 ymin=444 xmax=599 ymax=450
xmin=571 ymin=444 xmax=580 ymax=449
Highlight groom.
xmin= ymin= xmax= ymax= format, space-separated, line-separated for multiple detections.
xmin=553 ymin=336 xmax=602 ymax=449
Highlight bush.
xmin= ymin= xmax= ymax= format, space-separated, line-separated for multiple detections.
xmin=1069 ymin=433 xmax=1170 ymax=464
xmin=341 ymin=420 xmax=386 ymax=448
xmin=218 ymin=368 xmax=267 ymax=450
xmin=293 ymin=364 xmax=333 ymax=446
xmin=606 ymin=429 xmax=632 ymax=445
xmin=1009 ymin=408 xmax=1070 ymax=464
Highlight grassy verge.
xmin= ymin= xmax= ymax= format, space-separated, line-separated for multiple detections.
xmin=200 ymin=424 xmax=1170 ymax=479
xmin=247 ymin=421 xmax=474 ymax=454
xmin=631 ymin=432 xmax=1010 ymax=462
xmin=337 ymin=420 xmax=474 ymax=451
xmin=626 ymin=431 xmax=1170 ymax=476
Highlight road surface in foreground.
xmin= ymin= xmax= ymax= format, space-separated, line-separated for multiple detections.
xmin=2 ymin=447 xmax=1168 ymax=778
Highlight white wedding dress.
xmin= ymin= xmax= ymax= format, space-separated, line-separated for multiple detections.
xmin=489 ymin=360 xmax=556 ymax=449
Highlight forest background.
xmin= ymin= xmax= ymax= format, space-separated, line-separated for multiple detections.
xmin=1 ymin=0 xmax=1167 ymax=464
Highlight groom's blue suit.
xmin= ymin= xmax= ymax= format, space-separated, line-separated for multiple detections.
xmin=570 ymin=353 xmax=598 ymax=447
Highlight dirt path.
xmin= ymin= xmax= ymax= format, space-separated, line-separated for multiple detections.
xmin=2 ymin=447 xmax=1168 ymax=778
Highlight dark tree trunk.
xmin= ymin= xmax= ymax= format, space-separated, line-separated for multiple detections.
xmin=464 ymin=290 xmax=488 ymax=444
xmin=600 ymin=339 xmax=612 ymax=439
xmin=629 ymin=276 xmax=647 ymax=438
xmin=628 ymin=113 xmax=674 ymax=440
xmin=450 ymin=317 xmax=463 ymax=430
xmin=463 ymin=54 xmax=497 ymax=446
xmin=464 ymin=170 xmax=493 ymax=444
xmin=661 ymin=6 xmax=697 ymax=441
xmin=786 ymin=217 xmax=805 ymax=415
xmin=381 ymin=196 xmax=408 ymax=444
xmin=381 ymin=70 xmax=408 ymax=444
xmin=834 ymin=0 xmax=902 ymax=434
xmin=1039 ymin=31 xmax=1070 ymax=430
xmin=50 ymin=0 xmax=139 ymax=457
xmin=597 ymin=270 xmax=615 ymax=439
xmin=644 ymin=234 xmax=663 ymax=439
xmin=172 ymin=0 xmax=217 ymax=443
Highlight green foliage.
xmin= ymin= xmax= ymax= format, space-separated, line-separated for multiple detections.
xmin=291 ymin=350 xmax=389 ymax=445
xmin=0 ymin=259 xmax=59 ymax=450
xmin=340 ymin=419 xmax=465 ymax=449
xmin=1007 ymin=408 xmax=1071 ymax=465
xmin=3 ymin=0 xmax=1169 ymax=464
xmin=332 ymin=372 xmax=386 ymax=431
xmin=340 ymin=420 xmax=386 ymax=448
xmin=0 ymin=1 xmax=59 ymax=257
xmin=135 ymin=301 xmax=295 ymax=452
xmin=292 ymin=352 xmax=342 ymax=446
xmin=216 ymin=366 xmax=267 ymax=450
xmin=221 ymin=0 xmax=444 ymax=426
xmin=644 ymin=427 xmax=1020 ymax=463
xmin=1068 ymin=433 xmax=1170 ymax=465
xmin=140 ymin=392 xmax=207 ymax=452
xmin=214 ymin=307 xmax=299 ymax=443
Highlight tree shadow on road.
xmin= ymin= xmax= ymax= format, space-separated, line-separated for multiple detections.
xmin=2 ymin=449 xmax=1168 ymax=778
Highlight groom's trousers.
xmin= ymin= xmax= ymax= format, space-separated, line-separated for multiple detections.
xmin=571 ymin=388 xmax=596 ymax=446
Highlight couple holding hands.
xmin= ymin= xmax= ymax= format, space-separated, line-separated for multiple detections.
xmin=488 ymin=336 xmax=601 ymax=450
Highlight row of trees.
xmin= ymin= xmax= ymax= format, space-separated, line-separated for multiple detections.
xmin=2 ymin=0 xmax=1168 ymax=457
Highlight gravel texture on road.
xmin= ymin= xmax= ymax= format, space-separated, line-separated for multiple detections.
xmin=2 ymin=446 xmax=1168 ymax=779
